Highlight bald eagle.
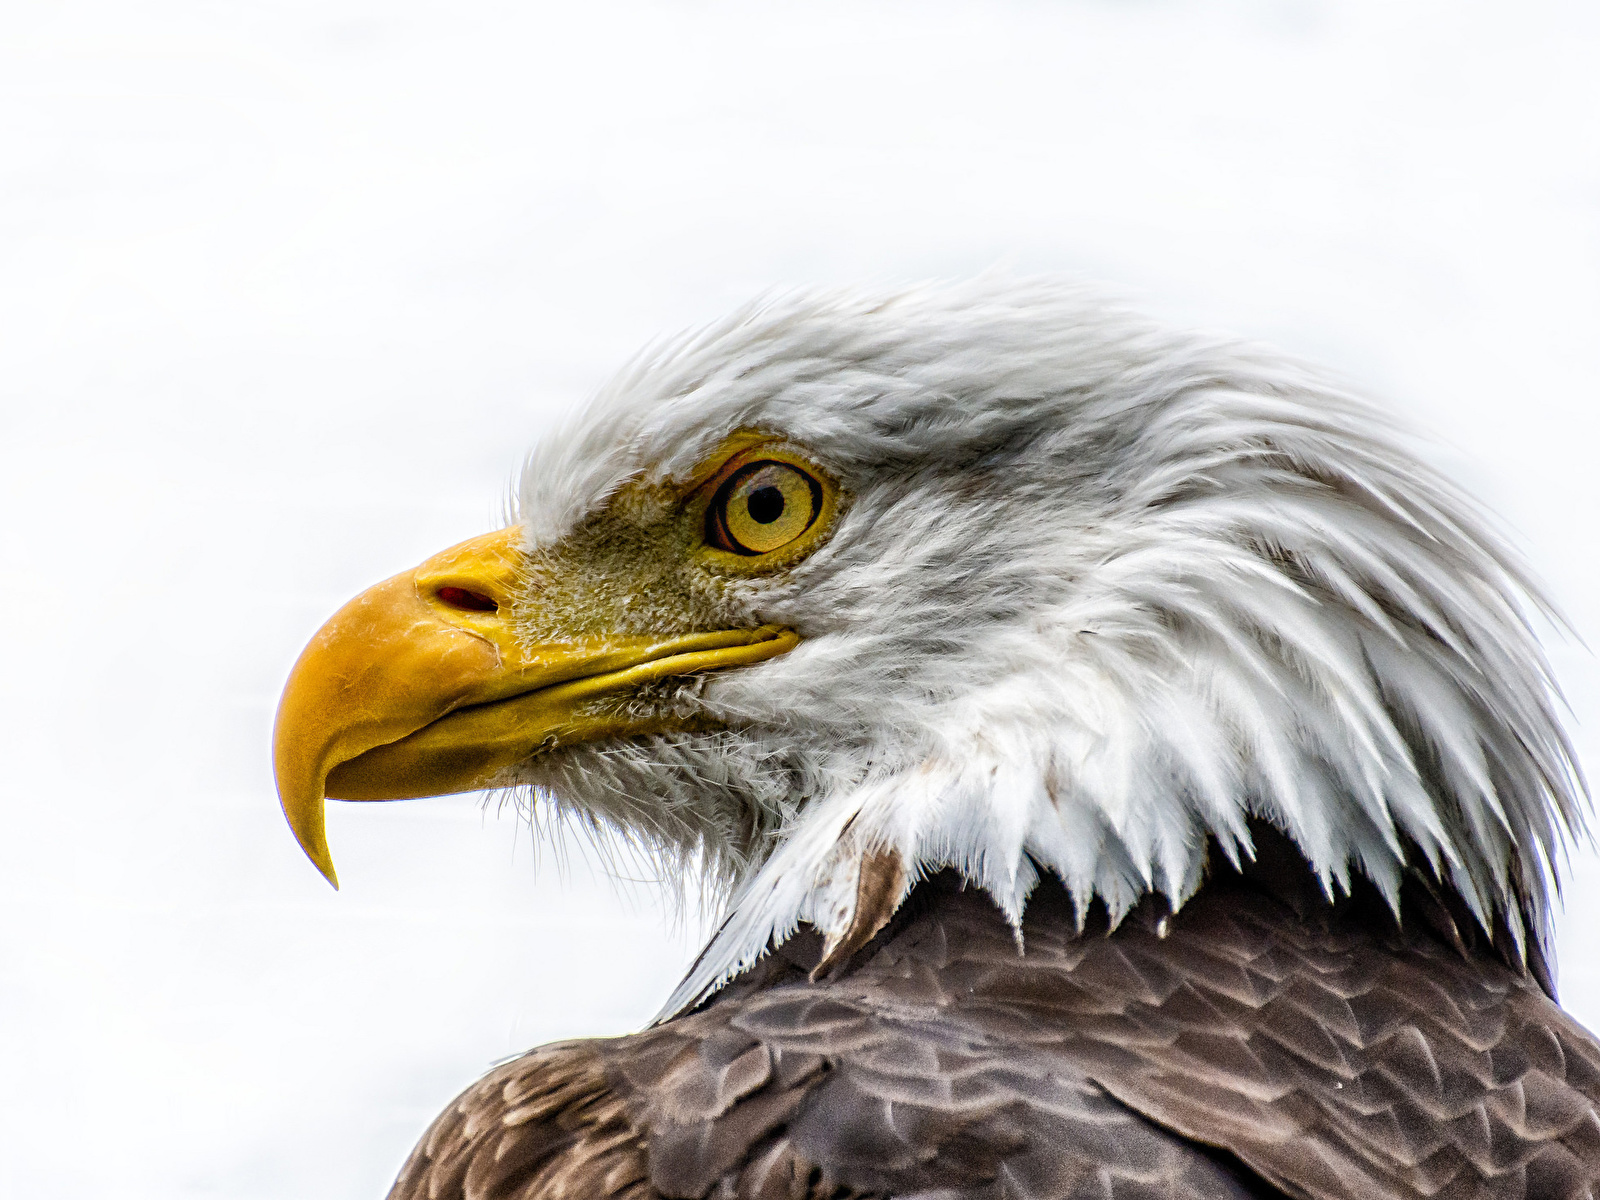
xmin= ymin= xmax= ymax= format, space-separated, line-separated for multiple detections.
xmin=274 ymin=281 xmax=1600 ymax=1198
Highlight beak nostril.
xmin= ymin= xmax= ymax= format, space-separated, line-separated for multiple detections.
xmin=436 ymin=586 xmax=499 ymax=613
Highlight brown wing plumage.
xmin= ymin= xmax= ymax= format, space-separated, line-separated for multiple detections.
xmin=392 ymin=1040 xmax=651 ymax=1199
xmin=391 ymin=860 xmax=1600 ymax=1200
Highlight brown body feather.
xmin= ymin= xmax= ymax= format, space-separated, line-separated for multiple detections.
xmin=392 ymin=845 xmax=1600 ymax=1200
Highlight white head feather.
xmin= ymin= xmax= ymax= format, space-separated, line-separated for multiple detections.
xmin=502 ymin=279 xmax=1586 ymax=1016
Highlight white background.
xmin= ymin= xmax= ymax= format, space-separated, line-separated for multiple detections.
xmin=3 ymin=3 xmax=1598 ymax=1196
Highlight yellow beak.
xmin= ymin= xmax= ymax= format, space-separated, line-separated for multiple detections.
xmin=272 ymin=527 xmax=797 ymax=887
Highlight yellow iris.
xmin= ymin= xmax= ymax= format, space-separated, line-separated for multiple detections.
xmin=714 ymin=461 xmax=819 ymax=554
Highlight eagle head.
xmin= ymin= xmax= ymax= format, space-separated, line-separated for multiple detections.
xmin=273 ymin=280 xmax=1584 ymax=1013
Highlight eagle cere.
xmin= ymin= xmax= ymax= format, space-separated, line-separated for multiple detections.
xmin=273 ymin=280 xmax=1599 ymax=1198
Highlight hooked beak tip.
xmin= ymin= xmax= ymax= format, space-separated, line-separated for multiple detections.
xmin=313 ymin=856 xmax=340 ymax=891
xmin=280 ymin=788 xmax=341 ymax=889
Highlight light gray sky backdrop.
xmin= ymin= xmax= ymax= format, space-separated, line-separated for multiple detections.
xmin=3 ymin=2 xmax=1598 ymax=1197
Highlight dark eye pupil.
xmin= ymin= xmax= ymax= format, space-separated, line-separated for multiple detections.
xmin=746 ymin=485 xmax=785 ymax=524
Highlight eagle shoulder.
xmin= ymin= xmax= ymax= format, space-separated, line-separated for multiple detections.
xmin=390 ymin=865 xmax=1600 ymax=1200
xmin=389 ymin=1038 xmax=651 ymax=1200
xmin=387 ymin=900 xmax=1280 ymax=1200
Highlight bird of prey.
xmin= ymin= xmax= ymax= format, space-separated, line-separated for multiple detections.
xmin=273 ymin=280 xmax=1599 ymax=1199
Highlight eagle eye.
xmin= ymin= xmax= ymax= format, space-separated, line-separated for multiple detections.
xmin=706 ymin=460 xmax=822 ymax=555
